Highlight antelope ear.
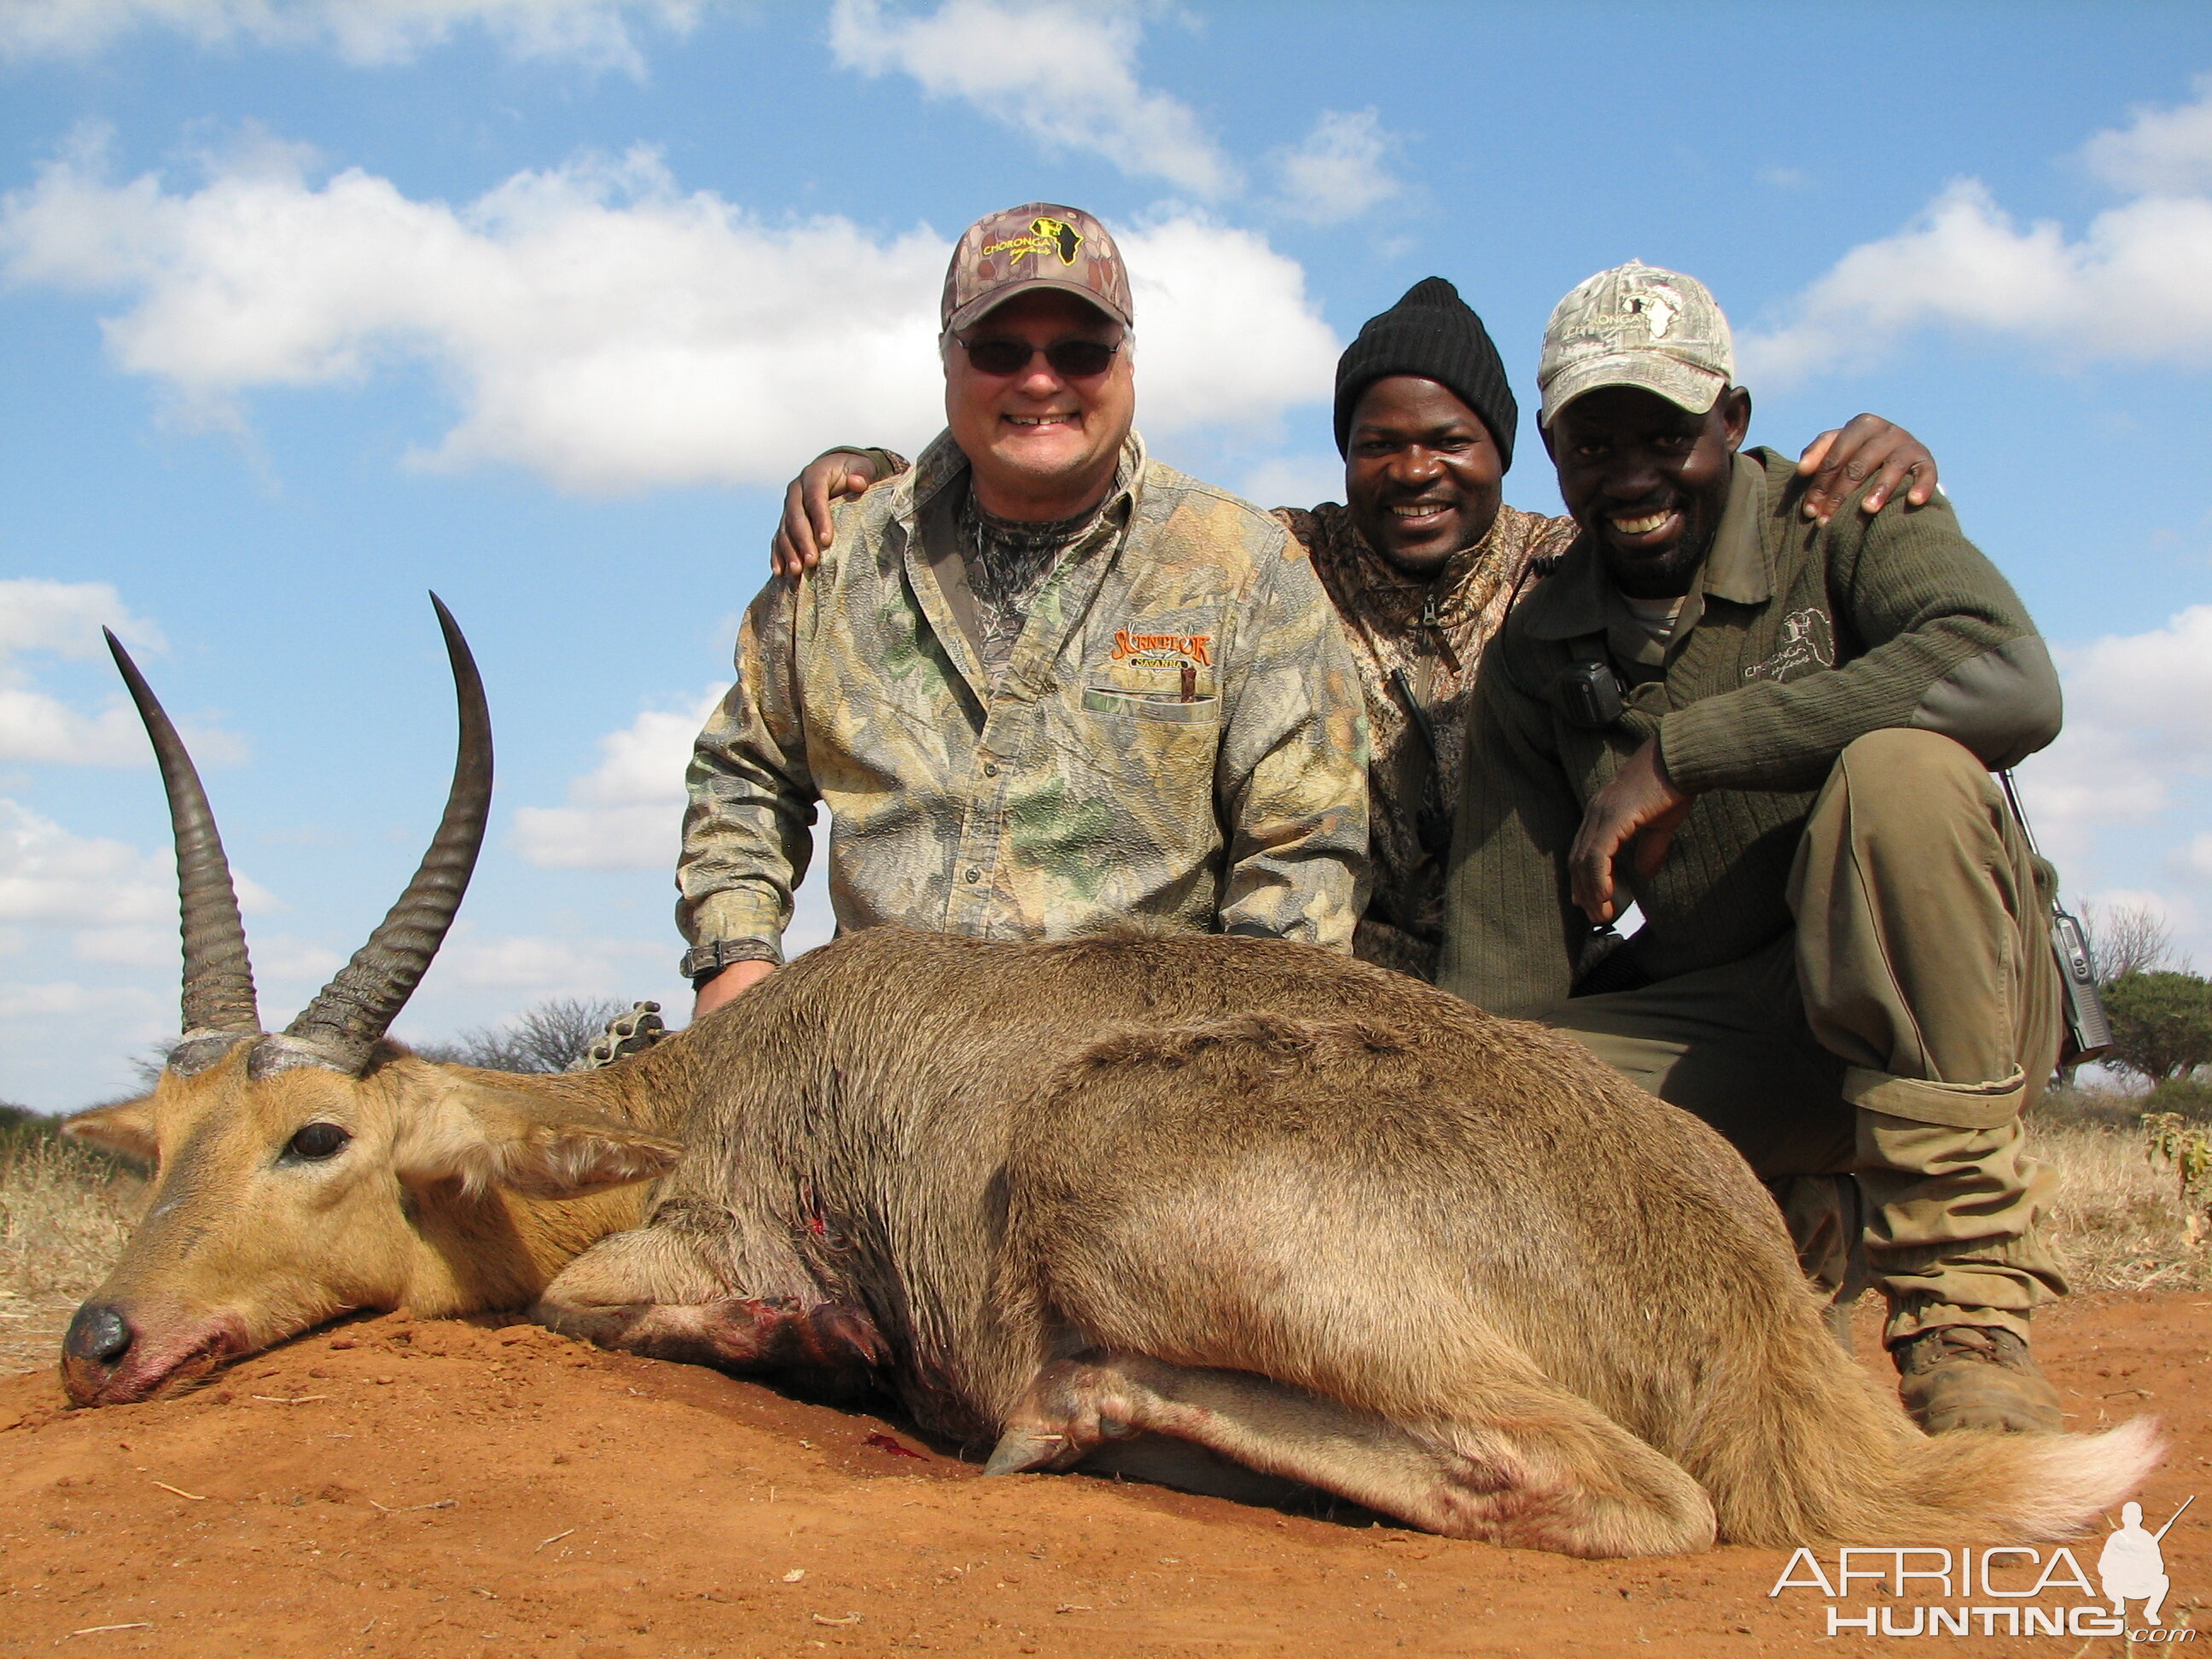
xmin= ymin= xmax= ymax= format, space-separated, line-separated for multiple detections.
xmin=65 ymin=1098 xmax=159 ymax=1162
xmin=393 ymin=1080 xmax=681 ymax=1198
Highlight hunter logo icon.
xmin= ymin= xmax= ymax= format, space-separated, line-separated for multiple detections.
xmin=983 ymin=215 xmax=1083 ymax=268
xmin=2100 ymin=1497 xmax=2189 ymax=1627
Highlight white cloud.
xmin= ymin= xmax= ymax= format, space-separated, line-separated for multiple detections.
xmin=2052 ymin=602 xmax=2212 ymax=761
xmin=0 ymin=577 xmax=247 ymax=766
xmin=505 ymin=691 xmax=840 ymax=964
xmin=1742 ymin=79 xmax=2212 ymax=382
xmin=2015 ymin=608 xmax=2212 ymax=962
xmin=2180 ymin=833 xmax=2212 ymax=882
xmin=0 ymin=975 xmax=172 ymax=1109
xmin=1117 ymin=214 xmax=1337 ymax=436
xmin=0 ymin=0 xmax=710 ymax=75
xmin=512 ymin=690 xmax=717 ymax=870
xmin=426 ymin=926 xmax=661 ymax=992
xmin=0 ymin=576 xmax=157 ymax=664
xmin=0 ymin=977 xmax=149 ymax=1019
xmin=0 ymin=799 xmax=174 ymax=930
xmin=1 ymin=139 xmax=1339 ymax=491
xmin=1237 ymin=451 xmax=1343 ymax=513
xmin=2081 ymin=73 xmax=2212 ymax=196
xmin=0 ymin=795 xmax=276 ymax=944
xmin=246 ymin=933 xmax=346 ymax=986
xmin=0 ymin=578 xmax=159 ymax=765
xmin=2021 ymin=604 xmax=2212 ymax=841
xmin=1270 ymin=109 xmax=1401 ymax=225
xmin=2001 ymin=604 xmax=2212 ymax=977
xmin=70 ymin=924 xmax=176 ymax=966
xmin=828 ymin=0 xmax=1237 ymax=197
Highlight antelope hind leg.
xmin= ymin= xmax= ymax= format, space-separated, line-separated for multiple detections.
xmin=534 ymin=1294 xmax=887 ymax=1382
xmin=986 ymin=1351 xmax=1714 ymax=1559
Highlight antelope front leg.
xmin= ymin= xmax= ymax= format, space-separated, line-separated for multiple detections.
xmin=985 ymin=1351 xmax=1714 ymax=1559
xmin=533 ymin=1294 xmax=887 ymax=1379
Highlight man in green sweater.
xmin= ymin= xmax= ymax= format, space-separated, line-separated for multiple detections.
xmin=1440 ymin=261 xmax=2068 ymax=1434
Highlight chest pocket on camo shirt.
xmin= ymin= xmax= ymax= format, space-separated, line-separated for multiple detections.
xmin=1080 ymin=610 xmax=1225 ymax=812
xmin=1078 ymin=687 xmax=1220 ymax=832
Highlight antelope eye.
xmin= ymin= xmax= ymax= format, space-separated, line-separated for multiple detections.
xmin=286 ymin=1121 xmax=352 ymax=1161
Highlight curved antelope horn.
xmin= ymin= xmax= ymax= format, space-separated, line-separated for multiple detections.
xmin=105 ymin=629 xmax=261 ymax=1063
xmin=280 ymin=595 xmax=492 ymax=1075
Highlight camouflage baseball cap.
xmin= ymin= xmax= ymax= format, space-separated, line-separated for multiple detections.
xmin=1536 ymin=260 xmax=1735 ymax=427
xmin=941 ymin=203 xmax=1133 ymax=335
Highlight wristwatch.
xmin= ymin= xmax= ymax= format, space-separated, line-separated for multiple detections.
xmin=679 ymin=939 xmax=777 ymax=989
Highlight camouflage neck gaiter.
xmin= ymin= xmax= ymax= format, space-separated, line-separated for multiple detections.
xmin=957 ymin=487 xmax=1103 ymax=684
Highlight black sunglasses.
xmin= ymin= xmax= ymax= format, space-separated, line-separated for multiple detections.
xmin=957 ymin=335 xmax=1121 ymax=379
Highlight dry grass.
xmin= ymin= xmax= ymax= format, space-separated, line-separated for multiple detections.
xmin=0 ymin=1130 xmax=144 ymax=1375
xmin=2030 ymin=1112 xmax=2211 ymax=1293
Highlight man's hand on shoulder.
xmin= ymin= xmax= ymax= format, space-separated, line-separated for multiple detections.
xmin=692 ymin=958 xmax=776 ymax=1018
xmin=1570 ymin=737 xmax=1694 ymax=924
xmin=771 ymin=450 xmax=888 ymax=578
xmin=1796 ymin=416 xmax=1940 ymax=526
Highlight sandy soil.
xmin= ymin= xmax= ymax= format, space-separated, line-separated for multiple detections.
xmin=0 ymin=1293 xmax=2203 ymax=1658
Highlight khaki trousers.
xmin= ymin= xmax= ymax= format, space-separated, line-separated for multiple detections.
xmin=1551 ymin=729 xmax=2066 ymax=1344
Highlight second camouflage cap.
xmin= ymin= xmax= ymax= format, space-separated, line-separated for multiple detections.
xmin=1537 ymin=260 xmax=1734 ymax=427
xmin=940 ymin=203 xmax=1134 ymax=335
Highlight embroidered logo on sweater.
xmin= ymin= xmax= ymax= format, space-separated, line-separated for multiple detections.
xmin=1743 ymin=607 xmax=1836 ymax=684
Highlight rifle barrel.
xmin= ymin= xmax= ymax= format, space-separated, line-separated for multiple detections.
xmin=2154 ymin=1493 xmax=2195 ymax=1541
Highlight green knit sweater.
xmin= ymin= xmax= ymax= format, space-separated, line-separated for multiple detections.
xmin=1438 ymin=447 xmax=2060 ymax=1018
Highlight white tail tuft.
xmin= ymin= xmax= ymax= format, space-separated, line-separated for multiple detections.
xmin=2003 ymin=1417 xmax=2165 ymax=1540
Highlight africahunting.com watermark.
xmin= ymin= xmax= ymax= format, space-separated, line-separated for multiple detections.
xmin=1768 ymin=1499 xmax=2194 ymax=1641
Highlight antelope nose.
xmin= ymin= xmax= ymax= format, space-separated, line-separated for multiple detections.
xmin=64 ymin=1303 xmax=134 ymax=1366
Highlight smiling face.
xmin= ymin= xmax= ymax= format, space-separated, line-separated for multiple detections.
xmin=1343 ymin=375 xmax=1506 ymax=575
xmin=1544 ymin=383 xmax=1753 ymax=599
xmin=943 ymin=289 xmax=1133 ymax=521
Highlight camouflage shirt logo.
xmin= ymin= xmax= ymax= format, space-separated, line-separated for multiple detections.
xmin=983 ymin=216 xmax=1081 ymax=266
xmin=1109 ymin=629 xmax=1212 ymax=669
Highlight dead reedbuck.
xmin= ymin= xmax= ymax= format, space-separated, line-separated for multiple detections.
xmin=67 ymin=605 xmax=2158 ymax=1558
xmin=63 ymin=597 xmax=684 ymax=1406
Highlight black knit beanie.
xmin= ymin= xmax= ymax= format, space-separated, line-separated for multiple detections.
xmin=1332 ymin=276 xmax=1517 ymax=470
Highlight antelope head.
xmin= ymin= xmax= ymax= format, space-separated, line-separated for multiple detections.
xmin=61 ymin=599 xmax=678 ymax=1406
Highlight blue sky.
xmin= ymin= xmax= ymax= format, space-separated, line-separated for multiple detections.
xmin=3 ymin=0 xmax=2210 ymax=1109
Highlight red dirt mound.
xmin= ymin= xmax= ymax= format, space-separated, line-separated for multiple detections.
xmin=0 ymin=1293 xmax=2203 ymax=1657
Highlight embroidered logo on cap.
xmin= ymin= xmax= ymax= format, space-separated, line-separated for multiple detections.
xmin=984 ymin=216 xmax=1082 ymax=267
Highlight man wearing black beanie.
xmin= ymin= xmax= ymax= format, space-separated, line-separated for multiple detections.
xmin=1331 ymin=275 xmax=1520 ymax=467
xmin=770 ymin=276 xmax=1942 ymax=981
xmin=1280 ymin=274 xmax=1563 ymax=976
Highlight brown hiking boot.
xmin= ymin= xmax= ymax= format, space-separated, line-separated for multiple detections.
xmin=1893 ymin=1324 xmax=2064 ymax=1434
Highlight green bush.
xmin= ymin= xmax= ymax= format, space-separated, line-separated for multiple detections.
xmin=2144 ymin=1076 xmax=2212 ymax=1122
xmin=2104 ymin=970 xmax=2212 ymax=1083
xmin=0 ymin=1102 xmax=56 ymax=1155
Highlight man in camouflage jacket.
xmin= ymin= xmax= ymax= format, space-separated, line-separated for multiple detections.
xmin=679 ymin=204 xmax=1368 ymax=1015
